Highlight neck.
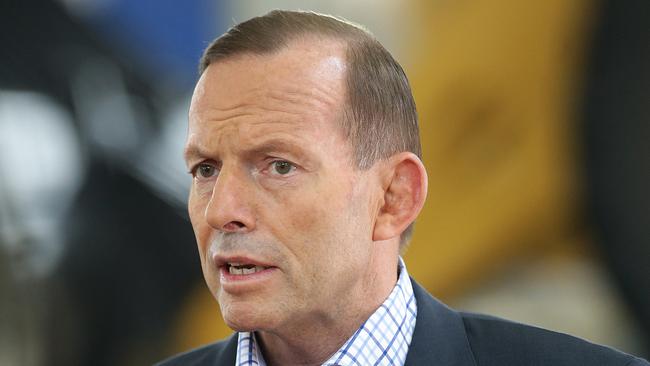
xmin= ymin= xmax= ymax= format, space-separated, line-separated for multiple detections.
xmin=257 ymin=248 xmax=399 ymax=366
xmin=256 ymin=320 xmax=356 ymax=366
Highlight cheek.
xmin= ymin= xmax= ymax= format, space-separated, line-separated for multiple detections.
xmin=277 ymin=183 xmax=344 ymax=228
xmin=267 ymin=180 xmax=364 ymax=261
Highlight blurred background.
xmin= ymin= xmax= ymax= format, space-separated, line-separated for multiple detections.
xmin=0 ymin=0 xmax=648 ymax=365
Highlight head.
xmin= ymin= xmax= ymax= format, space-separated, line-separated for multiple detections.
xmin=185 ymin=10 xmax=427 ymax=334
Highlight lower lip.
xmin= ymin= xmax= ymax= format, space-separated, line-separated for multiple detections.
xmin=219 ymin=266 xmax=278 ymax=292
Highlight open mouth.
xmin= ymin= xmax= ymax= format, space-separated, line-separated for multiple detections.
xmin=227 ymin=262 xmax=269 ymax=275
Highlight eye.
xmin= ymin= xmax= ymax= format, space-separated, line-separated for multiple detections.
xmin=271 ymin=160 xmax=296 ymax=175
xmin=193 ymin=163 xmax=218 ymax=179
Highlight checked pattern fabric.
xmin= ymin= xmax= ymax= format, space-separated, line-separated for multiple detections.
xmin=235 ymin=257 xmax=417 ymax=366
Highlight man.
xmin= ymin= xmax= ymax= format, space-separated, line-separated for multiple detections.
xmin=158 ymin=10 xmax=649 ymax=366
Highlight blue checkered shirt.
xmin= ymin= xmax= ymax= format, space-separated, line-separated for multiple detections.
xmin=235 ymin=257 xmax=417 ymax=366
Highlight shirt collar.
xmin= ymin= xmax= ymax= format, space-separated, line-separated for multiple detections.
xmin=235 ymin=256 xmax=417 ymax=366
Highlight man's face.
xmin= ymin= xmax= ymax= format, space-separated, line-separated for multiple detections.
xmin=185 ymin=40 xmax=381 ymax=332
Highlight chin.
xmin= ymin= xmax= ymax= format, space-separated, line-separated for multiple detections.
xmin=223 ymin=317 xmax=257 ymax=332
xmin=223 ymin=314 xmax=275 ymax=333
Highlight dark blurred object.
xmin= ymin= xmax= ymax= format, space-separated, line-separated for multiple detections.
xmin=52 ymin=161 xmax=199 ymax=366
xmin=71 ymin=0 xmax=215 ymax=88
xmin=0 ymin=0 xmax=154 ymax=112
xmin=582 ymin=0 xmax=650 ymax=357
xmin=1 ymin=0 xmax=201 ymax=365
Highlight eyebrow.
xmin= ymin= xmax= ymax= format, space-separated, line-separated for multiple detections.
xmin=183 ymin=144 xmax=208 ymax=164
xmin=183 ymin=138 xmax=312 ymax=164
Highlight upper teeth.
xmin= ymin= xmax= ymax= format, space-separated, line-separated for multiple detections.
xmin=228 ymin=263 xmax=266 ymax=275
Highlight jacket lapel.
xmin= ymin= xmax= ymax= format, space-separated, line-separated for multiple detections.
xmin=404 ymin=279 xmax=477 ymax=366
xmin=211 ymin=333 xmax=238 ymax=366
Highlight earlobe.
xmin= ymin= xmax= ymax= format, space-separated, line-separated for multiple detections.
xmin=372 ymin=152 xmax=428 ymax=242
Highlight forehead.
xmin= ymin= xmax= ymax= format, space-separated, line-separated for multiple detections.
xmin=188 ymin=39 xmax=349 ymax=148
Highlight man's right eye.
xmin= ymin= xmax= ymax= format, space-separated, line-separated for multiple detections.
xmin=194 ymin=163 xmax=218 ymax=179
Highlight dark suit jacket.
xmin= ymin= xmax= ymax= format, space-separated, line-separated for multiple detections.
xmin=156 ymin=279 xmax=649 ymax=365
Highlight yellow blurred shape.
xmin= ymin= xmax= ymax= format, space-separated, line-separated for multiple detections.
xmin=405 ymin=0 xmax=596 ymax=299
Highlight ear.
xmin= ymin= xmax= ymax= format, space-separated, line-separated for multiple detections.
xmin=373 ymin=152 xmax=428 ymax=242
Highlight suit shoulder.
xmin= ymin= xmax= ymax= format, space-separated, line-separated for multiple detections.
xmin=155 ymin=336 xmax=235 ymax=366
xmin=626 ymin=357 xmax=650 ymax=366
xmin=459 ymin=312 xmax=648 ymax=366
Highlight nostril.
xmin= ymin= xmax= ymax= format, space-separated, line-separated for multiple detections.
xmin=223 ymin=221 xmax=246 ymax=231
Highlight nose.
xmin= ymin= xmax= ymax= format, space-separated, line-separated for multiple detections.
xmin=204 ymin=166 xmax=255 ymax=233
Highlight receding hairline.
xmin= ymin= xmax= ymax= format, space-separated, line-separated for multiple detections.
xmin=207 ymin=34 xmax=349 ymax=69
xmin=200 ymin=33 xmax=365 ymax=80
xmin=199 ymin=10 xmax=375 ymax=75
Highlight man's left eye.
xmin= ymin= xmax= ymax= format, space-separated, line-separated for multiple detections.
xmin=271 ymin=160 xmax=296 ymax=175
